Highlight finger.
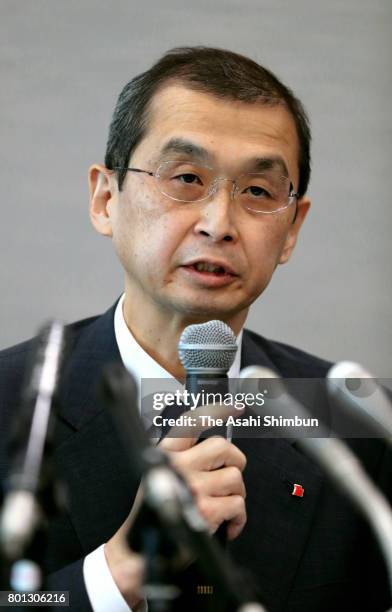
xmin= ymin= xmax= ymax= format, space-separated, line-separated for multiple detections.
xmin=169 ymin=436 xmax=247 ymax=472
xmin=159 ymin=402 xmax=243 ymax=452
xmin=198 ymin=494 xmax=247 ymax=540
xmin=227 ymin=504 xmax=247 ymax=540
xmin=187 ymin=465 xmax=246 ymax=499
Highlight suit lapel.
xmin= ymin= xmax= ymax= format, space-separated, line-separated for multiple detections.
xmin=58 ymin=303 xmax=122 ymax=431
xmin=228 ymin=330 xmax=324 ymax=609
xmin=54 ymin=302 xmax=141 ymax=552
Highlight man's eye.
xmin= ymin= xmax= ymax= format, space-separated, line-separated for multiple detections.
xmin=174 ymin=173 xmax=203 ymax=184
xmin=244 ymin=185 xmax=271 ymax=198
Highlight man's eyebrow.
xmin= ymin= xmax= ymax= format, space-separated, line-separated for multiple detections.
xmin=251 ymin=156 xmax=289 ymax=177
xmin=157 ymin=140 xmax=289 ymax=177
xmin=158 ymin=138 xmax=211 ymax=162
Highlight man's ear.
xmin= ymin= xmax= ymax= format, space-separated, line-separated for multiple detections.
xmin=88 ymin=164 xmax=117 ymax=237
xmin=279 ymin=197 xmax=311 ymax=265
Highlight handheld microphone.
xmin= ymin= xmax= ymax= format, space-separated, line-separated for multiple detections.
xmin=178 ymin=320 xmax=237 ymax=544
xmin=327 ymin=361 xmax=392 ymax=443
xmin=0 ymin=321 xmax=67 ymax=564
xmin=240 ymin=366 xmax=392 ymax=596
xmin=178 ymin=319 xmax=237 ymax=398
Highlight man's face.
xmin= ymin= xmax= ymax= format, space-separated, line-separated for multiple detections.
xmin=90 ymin=83 xmax=310 ymax=332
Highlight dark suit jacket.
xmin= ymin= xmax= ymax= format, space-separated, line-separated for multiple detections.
xmin=0 ymin=303 xmax=391 ymax=611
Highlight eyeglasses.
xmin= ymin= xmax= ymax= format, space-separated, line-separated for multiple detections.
xmin=115 ymin=160 xmax=298 ymax=214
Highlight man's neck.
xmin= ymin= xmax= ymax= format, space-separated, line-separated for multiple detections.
xmin=121 ymin=292 xmax=247 ymax=379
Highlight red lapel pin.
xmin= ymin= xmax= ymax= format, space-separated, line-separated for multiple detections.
xmin=292 ymin=483 xmax=305 ymax=498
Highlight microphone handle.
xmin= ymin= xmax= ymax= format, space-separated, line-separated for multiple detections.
xmin=186 ymin=372 xmax=229 ymax=545
xmin=185 ymin=372 xmax=228 ymax=394
xmin=186 ymin=372 xmax=229 ymax=439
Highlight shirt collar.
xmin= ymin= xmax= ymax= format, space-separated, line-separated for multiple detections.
xmin=114 ymin=293 xmax=243 ymax=388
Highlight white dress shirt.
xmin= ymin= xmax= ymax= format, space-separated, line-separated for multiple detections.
xmin=83 ymin=295 xmax=243 ymax=611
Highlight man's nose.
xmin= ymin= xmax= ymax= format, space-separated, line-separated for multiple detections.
xmin=193 ymin=179 xmax=239 ymax=243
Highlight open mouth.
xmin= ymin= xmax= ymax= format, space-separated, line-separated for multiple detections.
xmin=189 ymin=262 xmax=229 ymax=275
xmin=180 ymin=260 xmax=237 ymax=286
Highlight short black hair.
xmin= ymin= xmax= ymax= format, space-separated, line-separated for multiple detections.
xmin=105 ymin=46 xmax=311 ymax=197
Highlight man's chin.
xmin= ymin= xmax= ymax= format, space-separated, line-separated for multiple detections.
xmin=167 ymin=296 xmax=249 ymax=326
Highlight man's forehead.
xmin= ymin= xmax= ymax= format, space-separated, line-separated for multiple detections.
xmin=134 ymin=82 xmax=300 ymax=180
xmin=147 ymin=82 xmax=293 ymax=132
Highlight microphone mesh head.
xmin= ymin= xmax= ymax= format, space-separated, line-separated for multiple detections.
xmin=178 ymin=320 xmax=237 ymax=371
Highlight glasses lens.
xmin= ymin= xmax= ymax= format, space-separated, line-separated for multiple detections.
xmin=237 ymin=172 xmax=291 ymax=212
xmin=156 ymin=161 xmax=211 ymax=202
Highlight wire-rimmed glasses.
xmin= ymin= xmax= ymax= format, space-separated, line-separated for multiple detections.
xmin=115 ymin=160 xmax=298 ymax=214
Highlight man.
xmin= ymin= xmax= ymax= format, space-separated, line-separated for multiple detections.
xmin=0 ymin=47 xmax=390 ymax=611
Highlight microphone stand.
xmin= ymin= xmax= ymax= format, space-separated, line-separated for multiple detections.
xmin=130 ymin=499 xmax=181 ymax=612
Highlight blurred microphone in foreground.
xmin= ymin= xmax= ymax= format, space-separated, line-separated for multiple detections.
xmin=100 ymin=363 xmax=266 ymax=612
xmin=240 ymin=365 xmax=392 ymax=598
xmin=327 ymin=361 xmax=392 ymax=443
xmin=0 ymin=321 xmax=67 ymax=591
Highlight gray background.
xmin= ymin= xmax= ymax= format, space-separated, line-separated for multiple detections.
xmin=1 ymin=1 xmax=391 ymax=375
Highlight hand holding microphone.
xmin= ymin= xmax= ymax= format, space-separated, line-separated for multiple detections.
xmin=101 ymin=364 xmax=261 ymax=612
